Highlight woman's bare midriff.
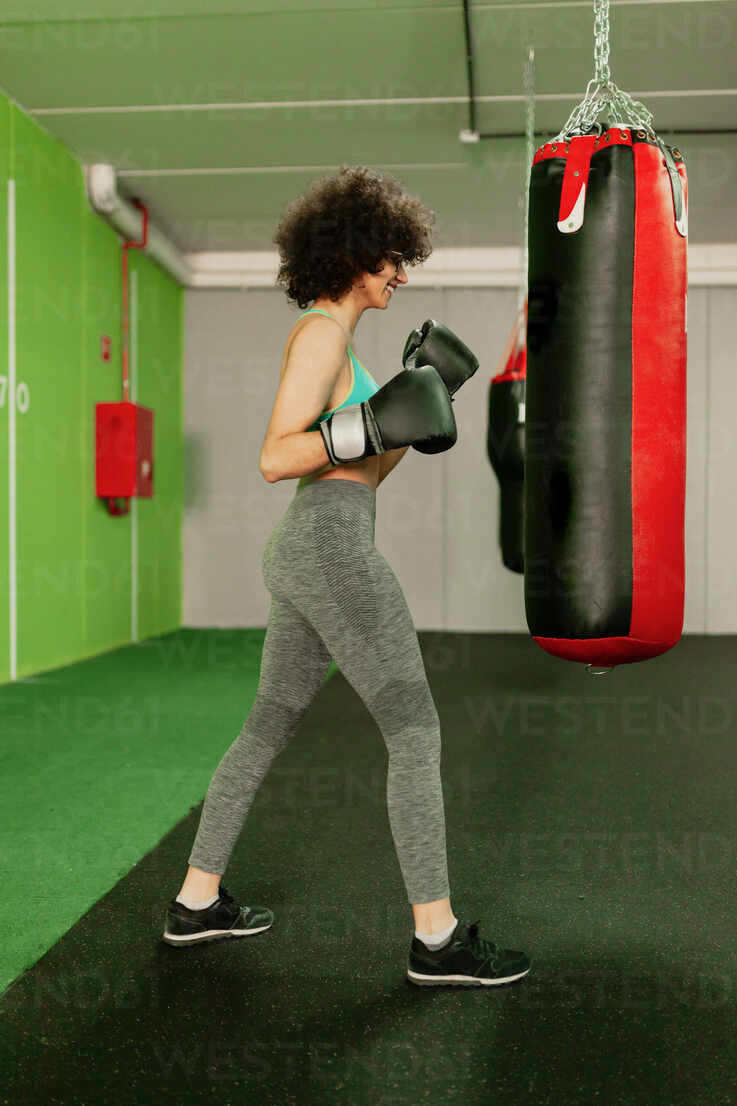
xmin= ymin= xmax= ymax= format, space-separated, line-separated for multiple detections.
xmin=304 ymin=454 xmax=381 ymax=491
xmin=284 ymin=314 xmax=381 ymax=493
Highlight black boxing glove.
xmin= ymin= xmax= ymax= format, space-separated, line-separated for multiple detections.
xmin=319 ymin=363 xmax=457 ymax=465
xmin=402 ymin=319 xmax=479 ymax=399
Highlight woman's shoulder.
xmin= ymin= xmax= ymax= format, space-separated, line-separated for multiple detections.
xmin=284 ymin=311 xmax=348 ymax=354
xmin=279 ymin=312 xmax=350 ymax=382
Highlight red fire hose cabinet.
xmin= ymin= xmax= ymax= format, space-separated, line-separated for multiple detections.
xmin=95 ymin=402 xmax=154 ymax=508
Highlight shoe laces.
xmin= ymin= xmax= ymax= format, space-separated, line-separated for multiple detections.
xmin=463 ymin=919 xmax=502 ymax=967
xmin=218 ymin=886 xmax=249 ymax=913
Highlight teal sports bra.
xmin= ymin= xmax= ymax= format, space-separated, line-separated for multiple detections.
xmin=297 ymin=308 xmax=380 ymax=431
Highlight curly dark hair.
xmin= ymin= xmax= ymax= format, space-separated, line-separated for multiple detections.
xmin=273 ymin=164 xmax=436 ymax=309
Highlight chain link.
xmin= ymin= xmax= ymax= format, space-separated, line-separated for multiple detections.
xmin=553 ymin=0 xmax=657 ymax=142
xmin=594 ymin=0 xmax=610 ymax=84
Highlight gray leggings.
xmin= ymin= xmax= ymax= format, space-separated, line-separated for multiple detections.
xmin=188 ymin=477 xmax=450 ymax=905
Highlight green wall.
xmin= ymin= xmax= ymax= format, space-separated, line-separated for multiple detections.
xmin=0 ymin=94 xmax=183 ymax=684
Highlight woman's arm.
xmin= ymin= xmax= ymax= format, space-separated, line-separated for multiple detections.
xmin=376 ymin=445 xmax=409 ymax=486
xmin=259 ymin=322 xmax=346 ymax=483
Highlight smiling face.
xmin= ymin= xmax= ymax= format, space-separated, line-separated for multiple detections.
xmin=361 ymin=252 xmax=409 ymax=308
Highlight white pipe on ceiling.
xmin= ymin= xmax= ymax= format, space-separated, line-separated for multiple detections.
xmin=85 ymin=163 xmax=193 ymax=287
xmin=184 ymin=245 xmax=737 ymax=289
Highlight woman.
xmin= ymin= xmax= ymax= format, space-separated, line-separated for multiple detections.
xmin=163 ymin=165 xmax=530 ymax=988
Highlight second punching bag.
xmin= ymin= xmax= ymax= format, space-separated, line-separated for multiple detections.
xmin=488 ymin=301 xmax=527 ymax=574
xmin=524 ymin=127 xmax=688 ymax=668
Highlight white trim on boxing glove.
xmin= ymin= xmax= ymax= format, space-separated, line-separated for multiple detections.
xmin=319 ymin=404 xmax=383 ymax=465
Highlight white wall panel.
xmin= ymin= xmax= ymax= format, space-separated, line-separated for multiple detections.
xmin=706 ymin=288 xmax=737 ymax=633
xmin=183 ymin=284 xmax=732 ymax=635
xmin=683 ymin=288 xmax=708 ymax=633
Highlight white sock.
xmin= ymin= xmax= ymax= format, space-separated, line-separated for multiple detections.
xmin=415 ymin=915 xmax=458 ymax=950
xmin=176 ymin=892 xmax=219 ymax=911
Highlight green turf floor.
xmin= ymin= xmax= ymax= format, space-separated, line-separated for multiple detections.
xmin=1 ymin=630 xmax=736 ymax=1104
xmin=0 ymin=628 xmax=335 ymax=994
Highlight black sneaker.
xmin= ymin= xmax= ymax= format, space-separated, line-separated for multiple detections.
xmin=162 ymin=885 xmax=274 ymax=947
xmin=407 ymin=919 xmax=531 ymax=987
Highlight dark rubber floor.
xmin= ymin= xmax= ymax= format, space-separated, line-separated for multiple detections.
xmin=2 ymin=632 xmax=736 ymax=1105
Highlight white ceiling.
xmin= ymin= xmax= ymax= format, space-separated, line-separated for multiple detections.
xmin=1 ymin=0 xmax=735 ymax=251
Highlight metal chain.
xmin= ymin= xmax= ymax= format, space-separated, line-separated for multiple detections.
xmin=594 ymin=0 xmax=611 ymax=83
xmin=520 ymin=44 xmax=535 ymax=310
xmin=553 ymin=0 xmax=657 ymax=142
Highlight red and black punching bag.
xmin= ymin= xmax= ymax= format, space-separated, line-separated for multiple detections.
xmin=487 ymin=300 xmax=527 ymax=574
xmin=524 ymin=126 xmax=688 ymax=668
